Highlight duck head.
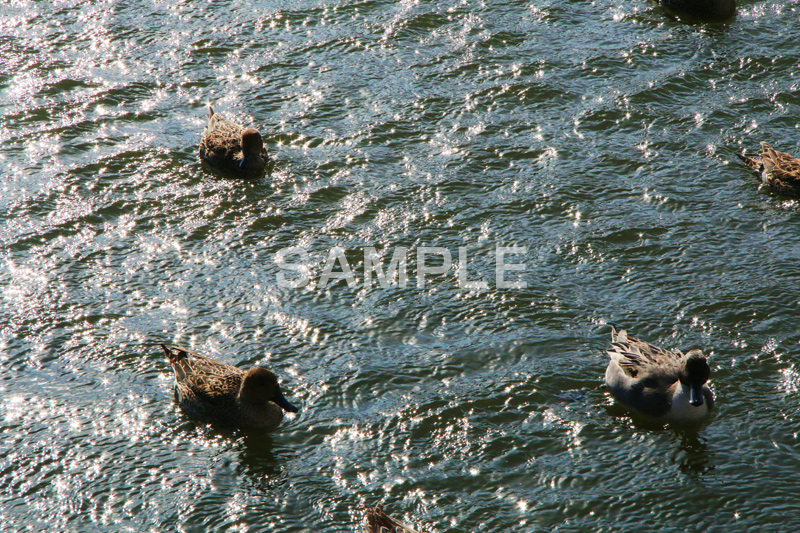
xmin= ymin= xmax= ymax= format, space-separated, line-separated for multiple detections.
xmin=679 ymin=350 xmax=711 ymax=407
xmin=241 ymin=367 xmax=299 ymax=413
xmin=239 ymin=128 xmax=264 ymax=170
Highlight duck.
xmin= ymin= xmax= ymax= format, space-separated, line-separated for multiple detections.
xmin=161 ymin=344 xmax=298 ymax=429
xmin=738 ymin=142 xmax=800 ymax=198
xmin=604 ymin=327 xmax=714 ymax=422
xmin=658 ymin=0 xmax=735 ymax=21
xmin=199 ymin=106 xmax=269 ymax=177
xmin=364 ymin=506 xmax=422 ymax=533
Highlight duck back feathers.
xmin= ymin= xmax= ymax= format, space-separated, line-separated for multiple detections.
xmin=199 ymin=106 xmax=269 ymax=177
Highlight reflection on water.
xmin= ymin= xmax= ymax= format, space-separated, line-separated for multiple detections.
xmin=675 ymin=429 xmax=713 ymax=476
xmin=2 ymin=0 xmax=800 ymax=530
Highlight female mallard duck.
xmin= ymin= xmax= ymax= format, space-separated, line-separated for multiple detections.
xmin=199 ymin=106 xmax=269 ymax=177
xmin=161 ymin=345 xmax=298 ymax=429
xmin=364 ymin=506 xmax=422 ymax=533
xmin=738 ymin=142 xmax=800 ymax=198
xmin=659 ymin=0 xmax=735 ymax=21
xmin=605 ymin=327 xmax=714 ymax=422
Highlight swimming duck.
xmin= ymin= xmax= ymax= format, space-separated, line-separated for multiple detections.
xmin=364 ymin=506 xmax=422 ymax=533
xmin=161 ymin=345 xmax=298 ymax=429
xmin=659 ymin=0 xmax=735 ymax=21
xmin=738 ymin=142 xmax=800 ymax=198
xmin=199 ymin=106 xmax=269 ymax=176
xmin=604 ymin=327 xmax=714 ymax=422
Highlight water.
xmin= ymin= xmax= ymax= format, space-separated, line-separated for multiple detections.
xmin=2 ymin=0 xmax=800 ymax=530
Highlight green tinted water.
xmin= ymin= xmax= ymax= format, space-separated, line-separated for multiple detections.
xmin=2 ymin=0 xmax=800 ymax=531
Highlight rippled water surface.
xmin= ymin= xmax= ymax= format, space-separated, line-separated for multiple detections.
xmin=3 ymin=0 xmax=800 ymax=530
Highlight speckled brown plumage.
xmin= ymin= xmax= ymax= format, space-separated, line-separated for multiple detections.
xmin=738 ymin=142 xmax=800 ymax=198
xmin=161 ymin=344 xmax=297 ymax=430
xmin=199 ymin=106 xmax=269 ymax=177
xmin=364 ymin=506 xmax=422 ymax=533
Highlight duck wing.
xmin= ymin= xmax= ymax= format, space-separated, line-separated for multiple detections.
xmin=199 ymin=107 xmax=245 ymax=162
xmin=608 ymin=328 xmax=682 ymax=379
xmin=181 ymin=367 xmax=243 ymax=405
xmin=760 ymin=142 xmax=800 ymax=196
xmin=161 ymin=345 xmax=244 ymax=401
xmin=761 ymin=143 xmax=800 ymax=174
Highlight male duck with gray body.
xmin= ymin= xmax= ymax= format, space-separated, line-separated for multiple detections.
xmin=605 ymin=327 xmax=714 ymax=421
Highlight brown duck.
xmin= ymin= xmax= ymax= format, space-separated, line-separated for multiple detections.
xmin=199 ymin=106 xmax=269 ymax=176
xmin=364 ymin=506 xmax=422 ymax=533
xmin=738 ymin=142 xmax=800 ymax=198
xmin=161 ymin=345 xmax=298 ymax=429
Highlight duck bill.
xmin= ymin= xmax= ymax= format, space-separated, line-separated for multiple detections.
xmin=273 ymin=390 xmax=299 ymax=413
xmin=689 ymin=383 xmax=705 ymax=407
xmin=239 ymin=154 xmax=251 ymax=170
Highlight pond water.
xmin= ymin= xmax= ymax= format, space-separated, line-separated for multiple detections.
xmin=2 ymin=0 xmax=800 ymax=531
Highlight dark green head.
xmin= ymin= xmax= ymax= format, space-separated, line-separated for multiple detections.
xmin=679 ymin=350 xmax=711 ymax=406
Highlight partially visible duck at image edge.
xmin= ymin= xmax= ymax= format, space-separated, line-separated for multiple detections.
xmin=659 ymin=0 xmax=735 ymax=22
xmin=738 ymin=142 xmax=800 ymax=198
xmin=364 ymin=506 xmax=422 ymax=533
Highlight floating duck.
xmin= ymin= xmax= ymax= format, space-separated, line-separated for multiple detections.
xmin=659 ymin=0 xmax=735 ymax=22
xmin=161 ymin=344 xmax=297 ymax=429
xmin=604 ymin=327 xmax=714 ymax=421
xmin=738 ymin=142 xmax=800 ymax=198
xmin=364 ymin=506 xmax=422 ymax=533
xmin=199 ymin=106 xmax=269 ymax=177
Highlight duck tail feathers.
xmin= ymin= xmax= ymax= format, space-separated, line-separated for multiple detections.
xmin=609 ymin=325 xmax=627 ymax=344
xmin=161 ymin=344 xmax=181 ymax=362
xmin=737 ymin=151 xmax=761 ymax=171
xmin=161 ymin=344 xmax=191 ymax=380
